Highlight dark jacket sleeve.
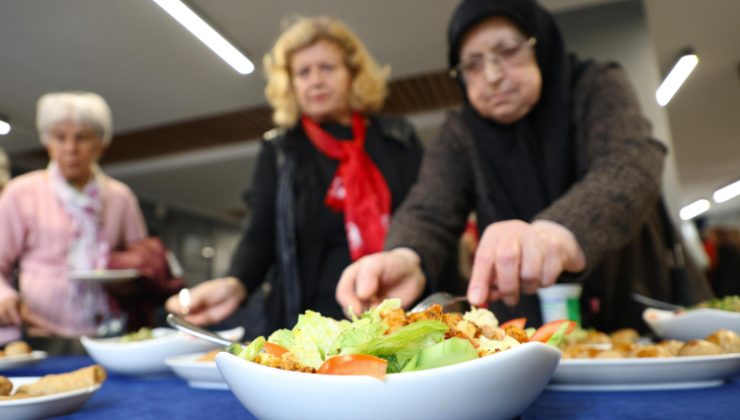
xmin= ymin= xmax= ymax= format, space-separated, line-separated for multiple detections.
xmin=227 ymin=139 xmax=278 ymax=292
xmin=385 ymin=112 xmax=474 ymax=281
xmin=535 ymin=63 xmax=667 ymax=273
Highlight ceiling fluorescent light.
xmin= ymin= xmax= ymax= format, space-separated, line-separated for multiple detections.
xmin=713 ymin=179 xmax=740 ymax=203
xmin=656 ymin=49 xmax=698 ymax=106
xmin=0 ymin=119 xmax=10 ymax=135
xmin=151 ymin=0 xmax=254 ymax=75
xmin=679 ymin=199 xmax=710 ymax=220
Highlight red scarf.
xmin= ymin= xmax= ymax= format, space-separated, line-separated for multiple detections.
xmin=302 ymin=113 xmax=391 ymax=261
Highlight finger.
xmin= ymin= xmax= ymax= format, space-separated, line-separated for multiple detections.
xmin=165 ymin=295 xmax=181 ymax=314
xmin=519 ymin=235 xmax=544 ymax=295
xmin=193 ymin=298 xmax=240 ymax=326
xmin=355 ymin=259 xmax=382 ymax=300
xmin=20 ymin=305 xmax=55 ymax=331
xmin=3 ymin=302 xmax=22 ymax=326
xmin=541 ymin=246 xmax=564 ymax=288
xmin=388 ymin=271 xmax=424 ymax=308
xmin=26 ymin=325 xmax=52 ymax=337
xmin=468 ymin=238 xmax=499 ymax=306
xmin=336 ymin=262 xmax=364 ymax=316
xmin=495 ymin=237 xmax=521 ymax=306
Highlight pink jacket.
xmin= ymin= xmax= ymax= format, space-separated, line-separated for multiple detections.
xmin=0 ymin=170 xmax=147 ymax=342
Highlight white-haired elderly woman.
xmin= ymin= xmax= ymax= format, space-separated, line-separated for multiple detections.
xmin=0 ymin=91 xmax=148 ymax=345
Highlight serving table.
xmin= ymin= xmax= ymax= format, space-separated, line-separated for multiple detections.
xmin=7 ymin=355 xmax=740 ymax=419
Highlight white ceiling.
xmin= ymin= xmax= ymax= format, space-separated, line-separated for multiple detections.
xmin=1 ymin=0 xmax=738 ymax=222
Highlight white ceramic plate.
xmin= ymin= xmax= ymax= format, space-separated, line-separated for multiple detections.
xmin=217 ymin=342 xmax=561 ymax=420
xmin=0 ymin=377 xmax=101 ymax=420
xmin=0 ymin=351 xmax=47 ymax=371
xmin=165 ymin=352 xmax=227 ymax=390
xmin=68 ymin=269 xmax=139 ymax=283
xmin=549 ymin=352 xmax=740 ymax=391
xmin=81 ymin=326 xmax=243 ymax=376
xmin=643 ymin=307 xmax=740 ymax=340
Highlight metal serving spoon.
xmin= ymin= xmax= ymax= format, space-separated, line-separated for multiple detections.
xmin=166 ymin=313 xmax=234 ymax=347
xmin=409 ymin=292 xmax=469 ymax=313
xmin=631 ymin=292 xmax=684 ymax=312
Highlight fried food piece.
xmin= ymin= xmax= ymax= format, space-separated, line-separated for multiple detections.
xmin=503 ymin=325 xmax=529 ymax=344
xmin=658 ymin=339 xmax=685 ymax=356
xmin=678 ymin=339 xmax=723 ymax=356
xmin=705 ymin=329 xmax=740 ymax=354
xmin=197 ymin=349 xmax=221 ymax=362
xmin=454 ymin=320 xmax=478 ymax=339
xmin=0 ymin=376 xmax=11 ymax=396
xmin=408 ymin=304 xmax=467 ymax=338
xmin=442 ymin=313 xmax=464 ymax=329
xmin=408 ymin=304 xmax=445 ymax=323
xmin=610 ymin=328 xmax=639 ymax=345
xmin=583 ymin=331 xmax=611 ymax=345
xmin=2 ymin=365 xmax=106 ymax=400
xmin=479 ymin=324 xmax=502 ymax=340
xmin=561 ymin=343 xmax=603 ymax=359
xmin=633 ymin=345 xmax=673 ymax=358
xmin=610 ymin=341 xmax=636 ymax=356
xmin=380 ymin=308 xmax=408 ymax=335
xmin=253 ymin=352 xmax=315 ymax=374
xmin=4 ymin=341 xmax=32 ymax=356
xmin=594 ymin=350 xmax=624 ymax=359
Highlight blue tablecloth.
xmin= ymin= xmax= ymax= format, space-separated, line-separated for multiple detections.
xmin=5 ymin=356 xmax=740 ymax=419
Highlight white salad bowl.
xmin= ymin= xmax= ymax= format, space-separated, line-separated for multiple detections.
xmin=643 ymin=308 xmax=740 ymax=341
xmin=216 ymin=341 xmax=560 ymax=420
xmin=81 ymin=326 xmax=243 ymax=376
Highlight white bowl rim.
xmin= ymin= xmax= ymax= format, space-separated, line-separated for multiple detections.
xmin=216 ymin=341 xmax=559 ymax=383
xmin=80 ymin=326 xmax=244 ymax=348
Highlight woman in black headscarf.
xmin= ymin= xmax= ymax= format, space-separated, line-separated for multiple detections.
xmin=337 ymin=0 xmax=712 ymax=332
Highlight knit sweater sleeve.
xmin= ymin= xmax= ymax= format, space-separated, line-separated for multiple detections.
xmin=385 ymin=112 xmax=474 ymax=281
xmin=535 ymin=63 xmax=667 ymax=273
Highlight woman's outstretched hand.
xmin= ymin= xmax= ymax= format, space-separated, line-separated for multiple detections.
xmin=336 ymin=248 xmax=426 ymax=317
xmin=467 ymin=219 xmax=585 ymax=307
xmin=165 ymin=277 xmax=247 ymax=326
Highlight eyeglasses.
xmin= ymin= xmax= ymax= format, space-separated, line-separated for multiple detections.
xmin=450 ymin=37 xmax=537 ymax=79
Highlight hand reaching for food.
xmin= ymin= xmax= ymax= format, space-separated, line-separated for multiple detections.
xmin=165 ymin=277 xmax=247 ymax=326
xmin=336 ymin=248 xmax=426 ymax=316
xmin=468 ymin=220 xmax=586 ymax=307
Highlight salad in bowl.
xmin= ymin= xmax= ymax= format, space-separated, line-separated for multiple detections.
xmin=216 ymin=299 xmax=564 ymax=420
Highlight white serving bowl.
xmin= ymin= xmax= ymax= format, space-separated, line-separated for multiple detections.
xmin=81 ymin=327 xmax=243 ymax=376
xmin=216 ymin=341 xmax=560 ymax=420
xmin=643 ymin=308 xmax=740 ymax=341
xmin=165 ymin=352 xmax=227 ymax=390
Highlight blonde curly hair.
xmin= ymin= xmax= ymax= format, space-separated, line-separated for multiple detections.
xmin=264 ymin=16 xmax=390 ymax=128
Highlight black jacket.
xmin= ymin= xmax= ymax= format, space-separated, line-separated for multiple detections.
xmin=228 ymin=115 xmax=423 ymax=334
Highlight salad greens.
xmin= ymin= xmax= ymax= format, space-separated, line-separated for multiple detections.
xmin=692 ymin=295 xmax=740 ymax=312
xmin=231 ymin=298 xmax=493 ymax=373
xmin=119 ymin=327 xmax=153 ymax=343
xmin=229 ymin=298 xmax=567 ymax=376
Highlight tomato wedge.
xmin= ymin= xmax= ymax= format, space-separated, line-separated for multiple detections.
xmin=501 ymin=317 xmax=527 ymax=329
xmin=317 ymin=354 xmax=388 ymax=380
xmin=263 ymin=342 xmax=288 ymax=356
xmin=530 ymin=320 xmax=576 ymax=343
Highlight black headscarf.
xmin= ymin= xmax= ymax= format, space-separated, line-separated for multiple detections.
xmin=448 ymin=0 xmax=575 ymax=223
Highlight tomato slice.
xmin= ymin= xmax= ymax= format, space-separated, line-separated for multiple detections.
xmin=501 ymin=317 xmax=527 ymax=329
xmin=317 ymin=354 xmax=388 ymax=380
xmin=263 ymin=342 xmax=288 ymax=356
xmin=530 ymin=320 xmax=576 ymax=343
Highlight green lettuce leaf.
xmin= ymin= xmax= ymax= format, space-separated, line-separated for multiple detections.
xmin=237 ymin=336 xmax=265 ymax=361
xmin=402 ymin=337 xmax=479 ymax=372
xmin=340 ymin=320 xmax=448 ymax=369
